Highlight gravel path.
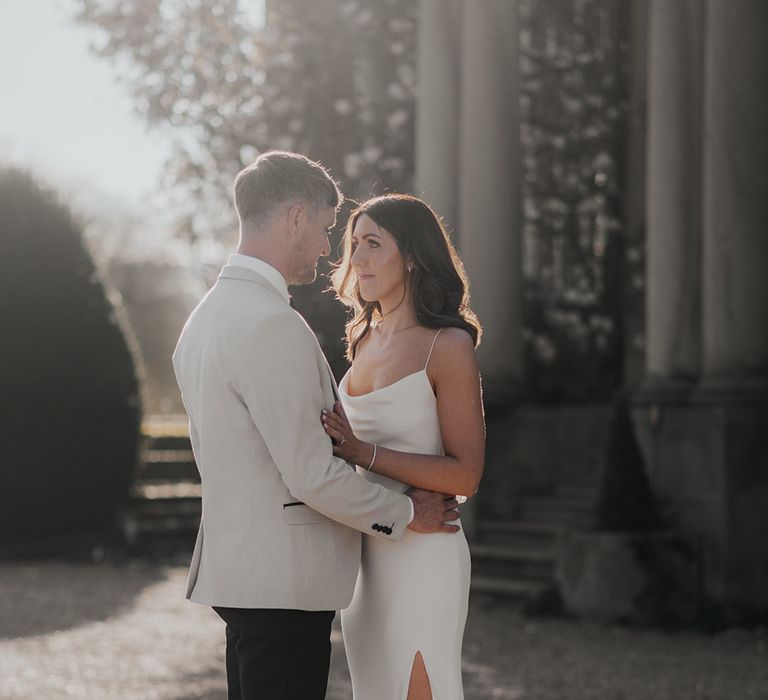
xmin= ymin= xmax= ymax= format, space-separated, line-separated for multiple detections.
xmin=0 ymin=562 xmax=765 ymax=699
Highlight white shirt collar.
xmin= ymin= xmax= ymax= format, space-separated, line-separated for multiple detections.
xmin=228 ymin=254 xmax=290 ymax=304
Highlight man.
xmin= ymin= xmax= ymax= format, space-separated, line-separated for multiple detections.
xmin=173 ymin=151 xmax=459 ymax=699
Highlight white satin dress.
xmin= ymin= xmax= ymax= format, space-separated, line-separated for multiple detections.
xmin=339 ymin=330 xmax=471 ymax=700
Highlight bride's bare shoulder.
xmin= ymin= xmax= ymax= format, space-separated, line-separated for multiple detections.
xmin=433 ymin=326 xmax=476 ymax=351
xmin=428 ymin=326 xmax=478 ymax=375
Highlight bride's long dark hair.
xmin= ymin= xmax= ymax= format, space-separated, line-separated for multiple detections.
xmin=331 ymin=194 xmax=482 ymax=361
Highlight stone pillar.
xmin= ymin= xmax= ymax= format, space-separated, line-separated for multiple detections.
xmin=458 ymin=0 xmax=523 ymax=386
xmin=415 ymin=0 xmax=524 ymax=542
xmin=415 ymin=0 xmax=461 ymax=234
xmin=645 ymin=0 xmax=704 ymax=387
xmin=696 ymin=0 xmax=768 ymax=608
xmin=700 ymin=0 xmax=768 ymax=385
xmin=634 ymin=0 xmax=768 ymax=610
xmin=622 ymin=0 xmax=649 ymax=389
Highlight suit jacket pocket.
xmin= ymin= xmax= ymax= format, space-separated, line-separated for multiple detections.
xmin=283 ymin=501 xmax=331 ymax=525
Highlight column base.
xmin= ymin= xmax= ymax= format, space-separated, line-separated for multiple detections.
xmin=691 ymin=375 xmax=768 ymax=406
xmin=631 ymin=379 xmax=768 ymax=610
xmin=633 ymin=375 xmax=697 ymax=405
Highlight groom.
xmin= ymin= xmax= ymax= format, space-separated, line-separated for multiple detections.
xmin=173 ymin=150 xmax=459 ymax=700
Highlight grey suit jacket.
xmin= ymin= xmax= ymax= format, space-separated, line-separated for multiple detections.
xmin=172 ymin=263 xmax=412 ymax=610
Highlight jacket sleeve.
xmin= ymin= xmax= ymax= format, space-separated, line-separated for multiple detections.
xmin=233 ymin=310 xmax=412 ymax=541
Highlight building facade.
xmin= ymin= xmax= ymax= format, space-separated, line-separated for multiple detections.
xmin=415 ymin=0 xmax=768 ymax=610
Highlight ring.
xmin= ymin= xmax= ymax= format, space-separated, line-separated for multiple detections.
xmin=339 ymin=437 xmax=346 ymax=446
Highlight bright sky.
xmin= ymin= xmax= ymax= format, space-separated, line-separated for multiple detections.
xmin=0 ymin=0 xmax=170 ymax=206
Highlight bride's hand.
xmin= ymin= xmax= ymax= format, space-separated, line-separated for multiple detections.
xmin=321 ymin=401 xmax=370 ymax=465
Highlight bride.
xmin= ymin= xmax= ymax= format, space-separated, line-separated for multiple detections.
xmin=321 ymin=194 xmax=485 ymax=700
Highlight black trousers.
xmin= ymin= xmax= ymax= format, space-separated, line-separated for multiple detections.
xmin=213 ymin=606 xmax=335 ymax=700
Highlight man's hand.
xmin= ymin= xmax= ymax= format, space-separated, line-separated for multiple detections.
xmin=407 ymin=488 xmax=460 ymax=534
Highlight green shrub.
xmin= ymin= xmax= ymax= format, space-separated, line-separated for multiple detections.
xmin=0 ymin=168 xmax=141 ymax=540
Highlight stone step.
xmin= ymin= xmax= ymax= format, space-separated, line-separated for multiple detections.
xmin=143 ymin=434 xmax=192 ymax=451
xmin=477 ymin=518 xmax=560 ymax=539
xmin=477 ymin=518 xmax=564 ymax=546
xmin=470 ymin=543 xmax=555 ymax=581
xmin=127 ymin=495 xmax=201 ymax=519
xmin=131 ymin=481 xmax=202 ymax=500
xmin=138 ymin=448 xmax=199 ymax=481
xmin=471 ymin=542 xmax=556 ymax=560
xmin=561 ymin=472 xmax=601 ymax=486
xmin=518 ymin=496 xmax=596 ymax=527
xmin=141 ymin=415 xmax=189 ymax=439
xmin=125 ymin=515 xmax=200 ymax=538
xmin=556 ymin=484 xmax=600 ymax=500
xmin=470 ymin=574 xmax=548 ymax=600
xmin=119 ymin=494 xmax=201 ymax=547
xmin=518 ymin=508 xmax=595 ymax=529
xmin=521 ymin=494 xmax=596 ymax=509
xmin=140 ymin=448 xmax=196 ymax=464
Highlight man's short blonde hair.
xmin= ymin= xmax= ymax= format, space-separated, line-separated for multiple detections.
xmin=234 ymin=150 xmax=343 ymax=228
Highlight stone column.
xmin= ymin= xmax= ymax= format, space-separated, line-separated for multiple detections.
xmin=635 ymin=0 xmax=717 ymax=589
xmin=622 ymin=0 xmax=649 ymax=389
xmin=635 ymin=1 xmax=768 ymax=609
xmin=700 ymin=0 xmax=768 ymax=385
xmin=697 ymin=0 xmax=768 ymax=607
xmin=415 ymin=0 xmax=461 ymax=235
xmin=644 ymin=0 xmax=704 ymax=388
xmin=458 ymin=0 xmax=523 ymax=386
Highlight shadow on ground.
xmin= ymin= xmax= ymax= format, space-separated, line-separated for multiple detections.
xmin=0 ymin=561 xmax=164 ymax=639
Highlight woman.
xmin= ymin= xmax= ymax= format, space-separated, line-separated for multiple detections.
xmin=321 ymin=194 xmax=485 ymax=699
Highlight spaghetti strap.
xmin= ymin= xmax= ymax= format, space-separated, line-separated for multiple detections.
xmin=424 ymin=328 xmax=445 ymax=371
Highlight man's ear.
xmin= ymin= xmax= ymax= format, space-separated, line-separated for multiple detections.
xmin=286 ymin=202 xmax=306 ymax=240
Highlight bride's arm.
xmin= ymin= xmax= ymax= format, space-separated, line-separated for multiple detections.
xmin=322 ymin=328 xmax=485 ymax=498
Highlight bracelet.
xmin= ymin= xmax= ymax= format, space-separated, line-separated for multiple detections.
xmin=366 ymin=444 xmax=377 ymax=472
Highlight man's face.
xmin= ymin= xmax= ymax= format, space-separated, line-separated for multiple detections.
xmin=288 ymin=206 xmax=336 ymax=285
